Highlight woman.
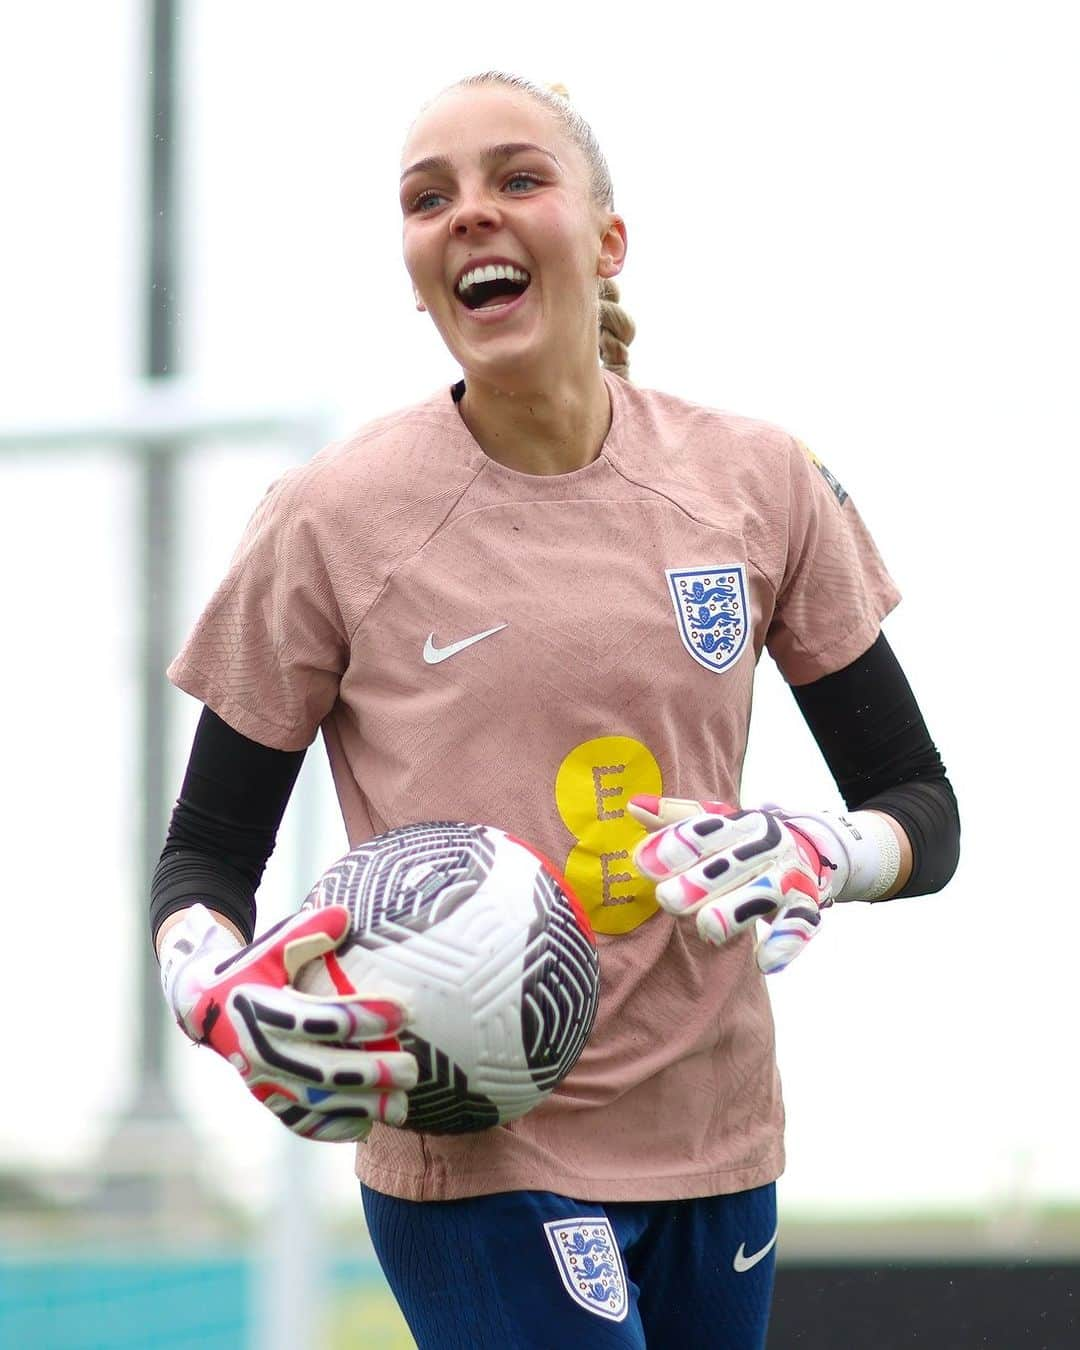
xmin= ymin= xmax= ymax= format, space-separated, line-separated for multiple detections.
xmin=154 ymin=72 xmax=959 ymax=1348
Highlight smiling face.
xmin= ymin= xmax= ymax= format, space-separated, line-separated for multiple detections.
xmin=400 ymin=83 xmax=626 ymax=391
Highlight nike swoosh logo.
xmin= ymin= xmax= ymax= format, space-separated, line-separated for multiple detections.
xmin=732 ymin=1225 xmax=779 ymax=1273
xmin=423 ymin=623 xmax=508 ymax=665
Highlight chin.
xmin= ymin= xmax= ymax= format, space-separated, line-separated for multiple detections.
xmin=451 ymin=335 xmax=550 ymax=391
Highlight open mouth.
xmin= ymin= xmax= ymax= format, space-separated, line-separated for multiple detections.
xmin=455 ymin=263 xmax=531 ymax=311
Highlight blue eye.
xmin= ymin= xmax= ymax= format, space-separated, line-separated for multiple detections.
xmin=505 ymin=173 xmax=541 ymax=193
xmin=412 ymin=190 xmax=447 ymax=212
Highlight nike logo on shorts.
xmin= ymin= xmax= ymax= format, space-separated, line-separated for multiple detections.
xmin=732 ymin=1225 xmax=779 ymax=1272
xmin=422 ymin=623 xmax=508 ymax=665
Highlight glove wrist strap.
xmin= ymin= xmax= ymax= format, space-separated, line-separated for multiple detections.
xmin=784 ymin=810 xmax=901 ymax=902
xmin=158 ymin=902 xmax=242 ymax=1029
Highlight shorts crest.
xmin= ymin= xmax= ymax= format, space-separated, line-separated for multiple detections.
xmin=543 ymin=1216 xmax=628 ymax=1322
xmin=665 ymin=565 xmax=749 ymax=675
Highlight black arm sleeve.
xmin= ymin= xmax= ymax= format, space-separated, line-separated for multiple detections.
xmin=149 ymin=707 xmax=306 ymax=945
xmin=791 ymin=632 xmax=960 ymax=899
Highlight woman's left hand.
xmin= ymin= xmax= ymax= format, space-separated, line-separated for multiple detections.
xmin=628 ymin=796 xmax=832 ymax=974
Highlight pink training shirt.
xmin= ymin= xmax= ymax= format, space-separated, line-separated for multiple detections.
xmin=169 ymin=371 xmax=900 ymax=1202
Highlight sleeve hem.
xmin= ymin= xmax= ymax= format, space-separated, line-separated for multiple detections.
xmin=778 ymin=588 xmax=901 ymax=686
xmin=168 ymin=660 xmax=315 ymax=752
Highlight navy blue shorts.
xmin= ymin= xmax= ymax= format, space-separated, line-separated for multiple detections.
xmin=362 ymin=1182 xmax=777 ymax=1349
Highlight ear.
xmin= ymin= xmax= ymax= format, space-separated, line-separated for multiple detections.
xmin=597 ymin=214 xmax=628 ymax=281
xmin=413 ymin=288 xmax=427 ymax=313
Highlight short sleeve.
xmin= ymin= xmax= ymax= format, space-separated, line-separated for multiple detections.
xmin=168 ymin=468 xmax=349 ymax=750
xmin=766 ymin=438 xmax=901 ymax=686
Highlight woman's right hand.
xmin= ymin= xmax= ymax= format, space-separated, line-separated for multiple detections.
xmin=158 ymin=904 xmax=417 ymax=1141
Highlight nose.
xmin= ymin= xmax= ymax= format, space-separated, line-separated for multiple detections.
xmin=449 ymin=186 xmax=501 ymax=237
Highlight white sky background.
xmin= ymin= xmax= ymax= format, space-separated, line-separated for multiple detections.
xmin=1 ymin=0 xmax=1077 ymax=1224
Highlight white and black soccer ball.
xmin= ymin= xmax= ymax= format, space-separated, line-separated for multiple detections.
xmin=296 ymin=822 xmax=600 ymax=1134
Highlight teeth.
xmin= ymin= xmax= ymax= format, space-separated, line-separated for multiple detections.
xmin=456 ymin=264 xmax=530 ymax=295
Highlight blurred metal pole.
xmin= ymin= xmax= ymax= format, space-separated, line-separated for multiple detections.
xmin=129 ymin=0 xmax=180 ymax=1122
xmin=85 ymin=0 xmax=184 ymax=1219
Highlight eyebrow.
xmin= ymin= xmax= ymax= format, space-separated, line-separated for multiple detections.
xmin=400 ymin=142 xmax=562 ymax=183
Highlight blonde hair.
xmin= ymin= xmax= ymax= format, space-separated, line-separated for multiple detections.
xmin=449 ymin=71 xmax=637 ymax=380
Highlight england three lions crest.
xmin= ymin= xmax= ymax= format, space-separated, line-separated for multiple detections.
xmin=543 ymin=1217 xmax=628 ymax=1323
xmin=666 ymin=565 xmax=749 ymax=675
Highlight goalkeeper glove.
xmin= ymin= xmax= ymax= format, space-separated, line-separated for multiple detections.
xmin=764 ymin=805 xmax=902 ymax=903
xmin=159 ymin=903 xmax=417 ymax=1141
xmin=629 ymin=796 xmax=832 ymax=974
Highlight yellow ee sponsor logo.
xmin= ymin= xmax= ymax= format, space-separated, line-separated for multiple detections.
xmin=554 ymin=736 xmax=662 ymax=935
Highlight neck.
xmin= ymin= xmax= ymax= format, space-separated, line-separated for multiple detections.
xmin=457 ymin=366 xmax=612 ymax=475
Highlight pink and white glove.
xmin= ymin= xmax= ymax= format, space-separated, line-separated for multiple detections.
xmin=159 ymin=903 xmax=418 ymax=1141
xmin=629 ymin=796 xmax=832 ymax=974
